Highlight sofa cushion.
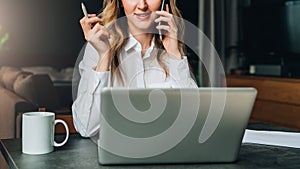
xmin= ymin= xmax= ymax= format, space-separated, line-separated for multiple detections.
xmin=13 ymin=74 xmax=60 ymax=111
xmin=21 ymin=66 xmax=74 ymax=82
xmin=0 ymin=86 xmax=36 ymax=139
xmin=1 ymin=67 xmax=22 ymax=91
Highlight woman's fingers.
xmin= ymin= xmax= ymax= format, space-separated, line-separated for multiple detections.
xmin=86 ymin=23 xmax=110 ymax=42
xmin=88 ymin=17 xmax=102 ymax=25
xmin=80 ymin=16 xmax=102 ymax=31
xmin=88 ymin=14 xmax=97 ymax=17
xmin=86 ymin=23 xmax=111 ymax=56
xmin=156 ymin=10 xmax=172 ymax=18
xmin=80 ymin=15 xmax=104 ymax=41
xmin=90 ymin=22 xmax=102 ymax=34
xmin=155 ymin=12 xmax=178 ymax=39
xmin=156 ymin=7 xmax=181 ymax=59
xmin=94 ymin=25 xmax=110 ymax=41
xmin=79 ymin=14 xmax=110 ymax=56
xmin=81 ymin=17 xmax=102 ymax=27
xmin=155 ymin=11 xmax=177 ymax=29
xmin=156 ymin=25 xmax=177 ymax=39
xmin=166 ymin=4 xmax=170 ymax=13
xmin=156 ymin=25 xmax=171 ymax=32
xmin=155 ymin=16 xmax=174 ymax=26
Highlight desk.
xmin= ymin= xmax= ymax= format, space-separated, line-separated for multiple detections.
xmin=1 ymin=124 xmax=300 ymax=169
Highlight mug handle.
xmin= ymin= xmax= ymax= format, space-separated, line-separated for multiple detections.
xmin=54 ymin=119 xmax=69 ymax=147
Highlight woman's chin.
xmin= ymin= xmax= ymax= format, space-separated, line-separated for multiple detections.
xmin=129 ymin=23 xmax=155 ymax=34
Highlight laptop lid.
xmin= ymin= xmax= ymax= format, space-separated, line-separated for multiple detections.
xmin=98 ymin=87 xmax=257 ymax=165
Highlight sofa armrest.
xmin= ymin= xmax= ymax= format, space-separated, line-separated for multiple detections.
xmin=0 ymin=87 xmax=36 ymax=139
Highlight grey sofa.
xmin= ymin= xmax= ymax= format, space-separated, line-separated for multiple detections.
xmin=0 ymin=66 xmax=72 ymax=139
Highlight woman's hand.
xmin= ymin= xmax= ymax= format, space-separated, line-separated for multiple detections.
xmin=80 ymin=14 xmax=112 ymax=71
xmin=155 ymin=6 xmax=182 ymax=60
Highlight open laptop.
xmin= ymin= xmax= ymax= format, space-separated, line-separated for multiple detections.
xmin=98 ymin=88 xmax=257 ymax=165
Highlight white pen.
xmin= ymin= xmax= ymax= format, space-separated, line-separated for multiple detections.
xmin=158 ymin=0 xmax=166 ymax=41
xmin=81 ymin=2 xmax=88 ymax=18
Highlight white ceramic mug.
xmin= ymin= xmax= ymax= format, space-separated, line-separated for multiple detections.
xmin=22 ymin=112 xmax=69 ymax=155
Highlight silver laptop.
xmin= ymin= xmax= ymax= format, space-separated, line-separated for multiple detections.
xmin=98 ymin=88 xmax=257 ymax=165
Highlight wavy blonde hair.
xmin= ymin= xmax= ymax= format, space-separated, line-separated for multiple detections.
xmin=98 ymin=0 xmax=186 ymax=84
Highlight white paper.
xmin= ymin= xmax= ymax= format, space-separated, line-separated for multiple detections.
xmin=242 ymin=129 xmax=300 ymax=148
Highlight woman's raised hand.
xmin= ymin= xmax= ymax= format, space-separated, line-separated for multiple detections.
xmin=155 ymin=6 xmax=182 ymax=60
xmin=80 ymin=14 xmax=111 ymax=58
xmin=80 ymin=14 xmax=112 ymax=71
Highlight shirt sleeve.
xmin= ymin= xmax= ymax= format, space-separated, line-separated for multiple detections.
xmin=167 ymin=56 xmax=198 ymax=88
xmin=72 ymin=43 xmax=110 ymax=137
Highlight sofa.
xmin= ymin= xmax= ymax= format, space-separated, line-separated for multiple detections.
xmin=0 ymin=66 xmax=73 ymax=139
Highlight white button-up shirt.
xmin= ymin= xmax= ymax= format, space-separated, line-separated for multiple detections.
xmin=72 ymin=36 xmax=198 ymax=137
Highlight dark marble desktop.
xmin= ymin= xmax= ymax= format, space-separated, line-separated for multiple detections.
xmin=1 ymin=123 xmax=300 ymax=169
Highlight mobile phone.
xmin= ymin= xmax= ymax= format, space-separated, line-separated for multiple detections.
xmin=159 ymin=0 xmax=171 ymax=12
xmin=158 ymin=0 xmax=170 ymax=41
xmin=81 ymin=2 xmax=88 ymax=18
xmin=160 ymin=0 xmax=166 ymax=11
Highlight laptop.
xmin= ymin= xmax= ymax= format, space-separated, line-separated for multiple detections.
xmin=98 ymin=87 xmax=257 ymax=165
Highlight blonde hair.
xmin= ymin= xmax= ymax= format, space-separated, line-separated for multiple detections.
xmin=99 ymin=0 xmax=186 ymax=84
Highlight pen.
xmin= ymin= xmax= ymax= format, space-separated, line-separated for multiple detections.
xmin=158 ymin=0 xmax=166 ymax=41
xmin=81 ymin=2 xmax=88 ymax=18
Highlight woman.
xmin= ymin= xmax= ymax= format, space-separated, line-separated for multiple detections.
xmin=72 ymin=0 xmax=198 ymax=137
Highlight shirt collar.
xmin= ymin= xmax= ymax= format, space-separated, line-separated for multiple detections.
xmin=144 ymin=39 xmax=155 ymax=59
xmin=124 ymin=34 xmax=139 ymax=52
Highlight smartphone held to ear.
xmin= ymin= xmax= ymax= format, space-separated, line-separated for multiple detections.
xmin=158 ymin=0 xmax=170 ymax=41
xmin=160 ymin=0 xmax=171 ymax=12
